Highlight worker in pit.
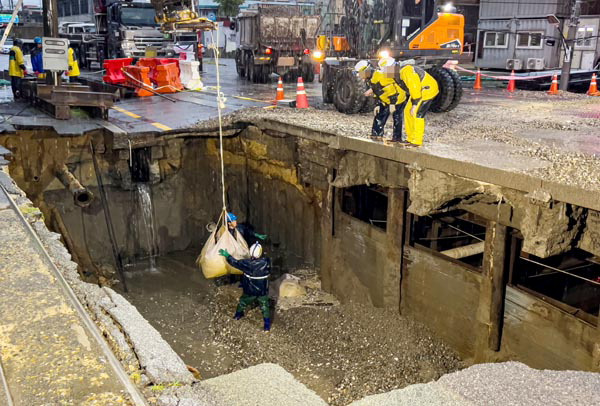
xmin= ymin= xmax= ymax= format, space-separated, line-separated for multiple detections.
xmin=8 ymin=38 xmax=27 ymax=99
xmin=355 ymin=58 xmax=407 ymax=142
xmin=395 ymin=59 xmax=439 ymax=146
xmin=226 ymin=212 xmax=267 ymax=246
xmin=31 ymin=37 xmax=45 ymax=79
xmin=219 ymin=242 xmax=272 ymax=332
xmin=67 ymin=47 xmax=80 ymax=82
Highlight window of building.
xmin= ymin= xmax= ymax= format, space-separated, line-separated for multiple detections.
xmin=341 ymin=185 xmax=388 ymax=230
xmin=483 ymin=32 xmax=508 ymax=48
xmin=410 ymin=210 xmax=486 ymax=270
xmin=576 ymin=26 xmax=595 ymax=48
xmin=81 ymin=0 xmax=89 ymax=15
xmin=516 ymin=32 xmax=544 ymax=49
xmin=72 ymin=0 xmax=80 ymax=16
xmin=508 ymin=233 xmax=600 ymax=324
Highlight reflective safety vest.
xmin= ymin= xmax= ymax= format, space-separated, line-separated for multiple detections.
xmin=396 ymin=65 xmax=439 ymax=104
xmin=68 ymin=48 xmax=80 ymax=77
xmin=9 ymin=46 xmax=25 ymax=78
xmin=370 ymin=70 xmax=407 ymax=106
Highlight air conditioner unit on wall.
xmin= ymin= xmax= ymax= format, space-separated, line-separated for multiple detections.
xmin=527 ymin=58 xmax=545 ymax=70
xmin=506 ymin=59 xmax=523 ymax=70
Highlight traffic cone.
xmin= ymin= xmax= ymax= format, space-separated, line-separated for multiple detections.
xmin=548 ymin=74 xmax=559 ymax=95
xmin=296 ymin=76 xmax=309 ymax=108
xmin=275 ymin=76 xmax=284 ymax=102
xmin=587 ymin=73 xmax=598 ymax=95
xmin=507 ymin=70 xmax=516 ymax=93
xmin=473 ymin=69 xmax=482 ymax=90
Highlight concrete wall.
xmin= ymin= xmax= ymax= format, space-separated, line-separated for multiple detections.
xmin=401 ymin=246 xmax=484 ymax=358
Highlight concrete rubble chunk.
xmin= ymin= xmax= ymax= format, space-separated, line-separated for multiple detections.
xmin=200 ymin=363 xmax=328 ymax=406
xmin=349 ymin=383 xmax=469 ymax=406
xmin=101 ymin=287 xmax=194 ymax=385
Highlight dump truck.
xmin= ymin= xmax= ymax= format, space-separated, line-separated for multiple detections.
xmin=71 ymin=0 xmax=178 ymax=69
xmin=315 ymin=0 xmax=465 ymax=114
xmin=235 ymin=3 xmax=321 ymax=83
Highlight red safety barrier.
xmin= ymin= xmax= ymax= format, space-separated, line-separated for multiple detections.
xmin=154 ymin=63 xmax=183 ymax=93
xmin=103 ymin=58 xmax=134 ymax=84
xmin=123 ymin=65 xmax=154 ymax=97
xmin=158 ymin=58 xmax=181 ymax=75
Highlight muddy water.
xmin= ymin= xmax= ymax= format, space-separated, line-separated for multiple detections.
xmin=118 ymin=251 xmax=461 ymax=405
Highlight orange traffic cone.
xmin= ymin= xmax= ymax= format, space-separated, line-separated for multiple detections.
xmin=276 ymin=76 xmax=284 ymax=102
xmin=296 ymin=76 xmax=309 ymax=108
xmin=587 ymin=73 xmax=598 ymax=95
xmin=548 ymin=74 xmax=559 ymax=95
xmin=473 ymin=69 xmax=482 ymax=90
xmin=507 ymin=70 xmax=516 ymax=93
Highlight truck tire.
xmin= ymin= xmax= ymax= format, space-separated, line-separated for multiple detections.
xmin=248 ymin=56 xmax=256 ymax=83
xmin=333 ymin=69 xmax=367 ymax=114
xmin=322 ymin=65 xmax=335 ymax=104
xmin=236 ymin=51 xmax=246 ymax=78
xmin=443 ymin=68 xmax=463 ymax=112
xmin=427 ymin=66 xmax=455 ymax=113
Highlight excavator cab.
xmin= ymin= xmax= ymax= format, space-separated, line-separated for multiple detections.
xmin=151 ymin=0 xmax=217 ymax=32
xmin=319 ymin=0 xmax=465 ymax=114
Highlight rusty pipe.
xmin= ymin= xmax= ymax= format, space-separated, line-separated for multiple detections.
xmin=440 ymin=242 xmax=485 ymax=259
xmin=55 ymin=164 xmax=94 ymax=208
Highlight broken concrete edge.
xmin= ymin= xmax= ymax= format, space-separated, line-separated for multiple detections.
xmin=0 ymin=164 xmax=201 ymax=399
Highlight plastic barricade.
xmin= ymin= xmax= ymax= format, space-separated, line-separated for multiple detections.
xmin=123 ymin=65 xmax=154 ymax=97
xmin=103 ymin=58 xmax=134 ymax=85
xmin=137 ymin=58 xmax=160 ymax=85
xmin=155 ymin=63 xmax=183 ymax=93
xmin=179 ymin=60 xmax=203 ymax=91
xmin=158 ymin=58 xmax=180 ymax=75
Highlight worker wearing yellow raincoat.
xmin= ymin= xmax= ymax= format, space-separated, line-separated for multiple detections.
xmin=67 ymin=48 xmax=80 ymax=82
xmin=396 ymin=59 xmax=439 ymax=146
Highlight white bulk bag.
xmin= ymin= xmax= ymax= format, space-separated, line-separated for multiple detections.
xmin=196 ymin=225 xmax=250 ymax=279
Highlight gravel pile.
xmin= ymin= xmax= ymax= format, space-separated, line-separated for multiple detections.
xmin=205 ymin=283 xmax=461 ymax=406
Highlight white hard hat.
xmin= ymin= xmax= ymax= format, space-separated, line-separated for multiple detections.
xmin=378 ymin=56 xmax=396 ymax=69
xmin=250 ymin=242 xmax=263 ymax=259
xmin=354 ymin=60 xmax=371 ymax=72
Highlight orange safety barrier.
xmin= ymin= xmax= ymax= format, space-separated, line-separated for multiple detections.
xmin=137 ymin=58 xmax=160 ymax=84
xmin=158 ymin=58 xmax=181 ymax=75
xmin=123 ymin=65 xmax=154 ymax=97
xmin=103 ymin=58 xmax=134 ymax=84
xmin=154 ymin=63 xmax=183 ymax=93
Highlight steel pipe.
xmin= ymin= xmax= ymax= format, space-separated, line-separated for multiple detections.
xmin=440 ymin=242 xmax=485 ymax=259
xmin=55 ymin=164 xmax=94 ymax=208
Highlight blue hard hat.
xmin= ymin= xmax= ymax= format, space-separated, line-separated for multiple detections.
xmin=226 ymin=212 xmax=237 ymax=222
xmin=34 ymin=37 xmax=42 ymax=44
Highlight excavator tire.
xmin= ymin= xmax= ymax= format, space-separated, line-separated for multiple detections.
xmin=322 ymin=65 xmax=335 ymax=104
xmin=444 ymin=68 xmax=463 ymax=112
xmin=427 ymin=66 xmax=455 ymax=113
xmin=333 ymin=69 xmax=366 ymax=114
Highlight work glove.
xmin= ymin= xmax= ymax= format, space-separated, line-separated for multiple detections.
xmin=22 ymin=70 xmax=28 ymax=76
xmin=218 ymin=249 xmax=231 ymax=258
xmin=255 ymin=233 xmax=267 ymax=241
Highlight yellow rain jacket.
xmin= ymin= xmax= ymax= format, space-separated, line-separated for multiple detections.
xmin=9 ymin=45 xmax=25 ymax=78
xmin=68 ymin=48 xmax=80 ymax=77
xmin=370 ymin=70 xmax=407 ymax=106
xmin=397 ymin=65 xmax=439 ymax=146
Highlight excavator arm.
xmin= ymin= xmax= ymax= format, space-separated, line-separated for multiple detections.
xmin=151 ymin=0 xmax=217 ymax=32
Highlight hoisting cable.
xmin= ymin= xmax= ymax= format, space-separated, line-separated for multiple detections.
xmin=209 ymin=27 xmax=228 ymax=217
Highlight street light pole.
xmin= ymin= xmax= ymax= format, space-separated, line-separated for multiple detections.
xmin=559 ymin=0 xmax=582 ymax=91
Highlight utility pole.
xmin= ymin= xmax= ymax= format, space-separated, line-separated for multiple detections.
xmin=559 ymin=0 xmax=582 ymax=91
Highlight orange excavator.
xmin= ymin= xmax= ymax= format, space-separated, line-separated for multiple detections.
xmin=315 ymin=0 xmax=465 ymax=114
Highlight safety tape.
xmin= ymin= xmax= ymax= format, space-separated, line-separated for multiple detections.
xmin=455 ymin=65 xmax=555 ymax=81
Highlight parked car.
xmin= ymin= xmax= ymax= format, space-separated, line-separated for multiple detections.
xmin=1 ymin=39 xmax=13 ymax=54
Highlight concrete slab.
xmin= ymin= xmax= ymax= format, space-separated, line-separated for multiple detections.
xmin=0 ymin=206 xmax=132 ymax=404
xmin=200 ymin=363 xmax=327 ymax=406
xmin=350 ymin=383 xmax=469 ymax=406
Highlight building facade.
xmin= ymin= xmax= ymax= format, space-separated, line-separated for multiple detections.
xmin=58 ymin=0 xmax=94 ymax=23
xmin=476 ymin=0 xmax=600 ymax=71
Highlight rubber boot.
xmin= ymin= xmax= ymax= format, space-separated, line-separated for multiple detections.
xmin=234 ymin=311 xmax=244 ymax=320
xmin=263 ymin=317 xmax=271 ymax=332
